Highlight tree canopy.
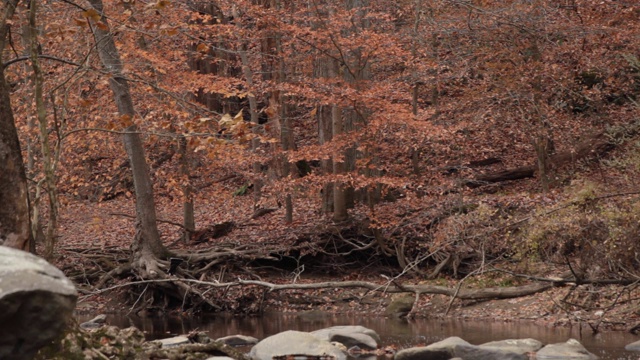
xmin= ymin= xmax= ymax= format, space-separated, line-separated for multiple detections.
xmin=1 ymin=0 xmax=640 ymax=314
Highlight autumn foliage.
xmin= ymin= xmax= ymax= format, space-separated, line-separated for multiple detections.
xmin=3 ymin=0 xmax=640 ymax=283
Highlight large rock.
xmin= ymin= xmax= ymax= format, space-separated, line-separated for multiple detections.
xmin=424 ymin=336 xmax=472 ymax=350
xmin=480 ymin=338 xmax=543 ymax=354
xmin=453 ymin=345 xmax=528 ymax=360
xmin=420 ymin=336 xmax=528 ymax=360
xmin=249 ymin=330 xmax=346 ymax=360
xmin=537 ymin=339 xmax=598 ymax=359
xmin=395 ymin=347 xmax=453 ymax=360
xmin=0 ymin=246 xmax=77 ymax=360
xmin=625 ymin=339 xmax=640 ymax=351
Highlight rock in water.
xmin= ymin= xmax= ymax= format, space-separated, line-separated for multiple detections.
xmin=311 ymin=325 xmax=379 ymax=350
xmin=536 ymin=338 xmax=598 ymax=359
xmin=0 ymin=246 xmax=77 ymax=360
xmin=385 ymin=294 xmax=415 ymax=318
xmin=249 ymin=330 xmax=346 ymax=360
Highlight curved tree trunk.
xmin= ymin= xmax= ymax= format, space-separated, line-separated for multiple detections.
xmin=87 ymin=0 xmax=169 ymax=277
xmin=0 ymin=0 xmax=33 ymax=252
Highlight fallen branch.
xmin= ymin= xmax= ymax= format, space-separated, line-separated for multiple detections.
xmin=493 ymin=268 xmax=640 ymax=286
xmin=110 ymin=212 xmax=185 ymax=229
xmin=81 ymin=277 xmax=557 ymax=302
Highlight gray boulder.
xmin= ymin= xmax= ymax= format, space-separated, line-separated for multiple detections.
xmin=0 ymin=246 xmax=77 ymax=360
xmin=79 ymin=314 xmax=107 ymax=330
xmin=425 ymin=336 xmax=472 ymax=350
xmin=625 ymin=339 xmax=640 ymax=351
xmin=394 ymin=347 xmax=453 ymax=360
xmin=480 ymin=338 xmax=543 ymax=354
xmin=454 ymin=345 xmax=528 ymax=360
xmin=311 ymin=325 xmax=379 ymax=349
xmin=249 ymin=330 xmax=346 ymax=360
xmin=424 ymin=336 xmax=528 ymax=360
xmin=537 ymin=339 xmax=598 ymax=359
xmin=216 ymin=335 xmax=259 ymax=346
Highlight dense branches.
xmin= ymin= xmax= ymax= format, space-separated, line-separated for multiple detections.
xmin=1 ymin=0 xmax=640 ymax=313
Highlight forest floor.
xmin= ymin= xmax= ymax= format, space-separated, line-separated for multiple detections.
xmin=53 ymin=187 xmax=640 ymax=335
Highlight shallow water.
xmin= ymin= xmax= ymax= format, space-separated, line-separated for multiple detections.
xmin=78 ymin=312 xmax=640 ymax=359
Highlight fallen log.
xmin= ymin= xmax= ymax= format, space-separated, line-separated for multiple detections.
xmin=89 ymin=276 xmax=562 ymax=301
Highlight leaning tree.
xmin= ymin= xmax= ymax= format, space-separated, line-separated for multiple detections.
xmin=0 ymin=0 xmax=33 ymax=252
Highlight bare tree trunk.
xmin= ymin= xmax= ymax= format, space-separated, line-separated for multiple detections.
xmin=411 ymin=0 xmax=422 ymax=116
xmin=0 ymin=0 xmax=33 ymax=252
xmin=534 ymin=132 xmax=554 ymax=193
xmin=314 ymin=55 xmax=335 ymax=213
xmin=334 ymin=0 xmax=370 ymax=214
xmin=238 ymin=45 xmax=263 ymax=207
xmin=28 ymin=0 xmax=58 ymax=259
xmin=332 ymin=104 xmax=348 ymax=222
xmin=318 ymin=104 xmax=334 ymax=213
xmin=269 ymin=25 xmax=294 ymax=223
xmin=87 ymin=0 xmax=169 ymax=276
xmin=21 ymin=22 xmax=43 ymax=250
xmin=179 ymin=136 xmax=195 ymax=242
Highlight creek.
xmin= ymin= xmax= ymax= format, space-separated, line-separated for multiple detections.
xmin=78 ymin=312 xmax=640 ymax=359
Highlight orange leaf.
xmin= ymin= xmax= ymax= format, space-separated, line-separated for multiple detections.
xmin=196 ymin=43 xmax=209 ymax=53
xmin=82 ymin=9 xmax=101 ymax=21
xmin=95 ymin=22 xmax=109 ymax=31
xmin=74 ymin=18 xmax=88 ymax=27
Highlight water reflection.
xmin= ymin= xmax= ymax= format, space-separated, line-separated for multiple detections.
xmin=77 ymin=312 xmax=640 ymax=360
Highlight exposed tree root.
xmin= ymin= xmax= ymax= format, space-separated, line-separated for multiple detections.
xmin=95 ymin=263 xmax=132 ymax=289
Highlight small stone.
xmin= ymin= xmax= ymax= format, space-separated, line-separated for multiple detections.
xmin=154 ymin=335 xmax=191 ymax=348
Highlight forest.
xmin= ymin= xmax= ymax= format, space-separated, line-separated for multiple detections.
xmin=1 ymin=0 xmax=640 ymax=323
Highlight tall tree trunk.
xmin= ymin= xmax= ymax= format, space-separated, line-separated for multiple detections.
xmin=87 ymin=0 xmax=169 ymax=276
xmin=28 ymin=0 xmax=58 ymax=259
xmin=332 ymin=103 xmax=348 ymax=222
xmin=411 ymin=0 xmax=422 ymax=116
xmin=238 ymin=44 xmax=263 ymax=207
xmin=336 ymin=0 xmax=370 ymax=213
xmin=179 ymin=136 xmax=195 ymax=242
xmin=21 ymin=20 xmax=43 ymax=250
xmin=264 ymin=11 xmax=294 ymax=223
xmin=318 ymin=104 xmax=334 ymax=213
xmin=0 ymin=0 xmax=33 ymax=252
xmin=313 ymin=58 xmax=335 ymax=213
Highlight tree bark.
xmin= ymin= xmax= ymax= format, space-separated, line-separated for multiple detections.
xmin=0 ymin=0 xmax=33 ymax=252
xmin=179 ymin=136 xmax=195 ymax=242
xmin=238 ymin=44 xmax=263 ymax=207
xmin=332 ymin=103 xmax=348 ymax=222
xmin=87 ymin=0 xmax=169 ymax=276
xmin=313 ymin=53 xmax=335 ymax=213
xmin=29 ymin=0 xmax=58 ymax=259
xmin=318 ymin=104 xmax=334 ymax=213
